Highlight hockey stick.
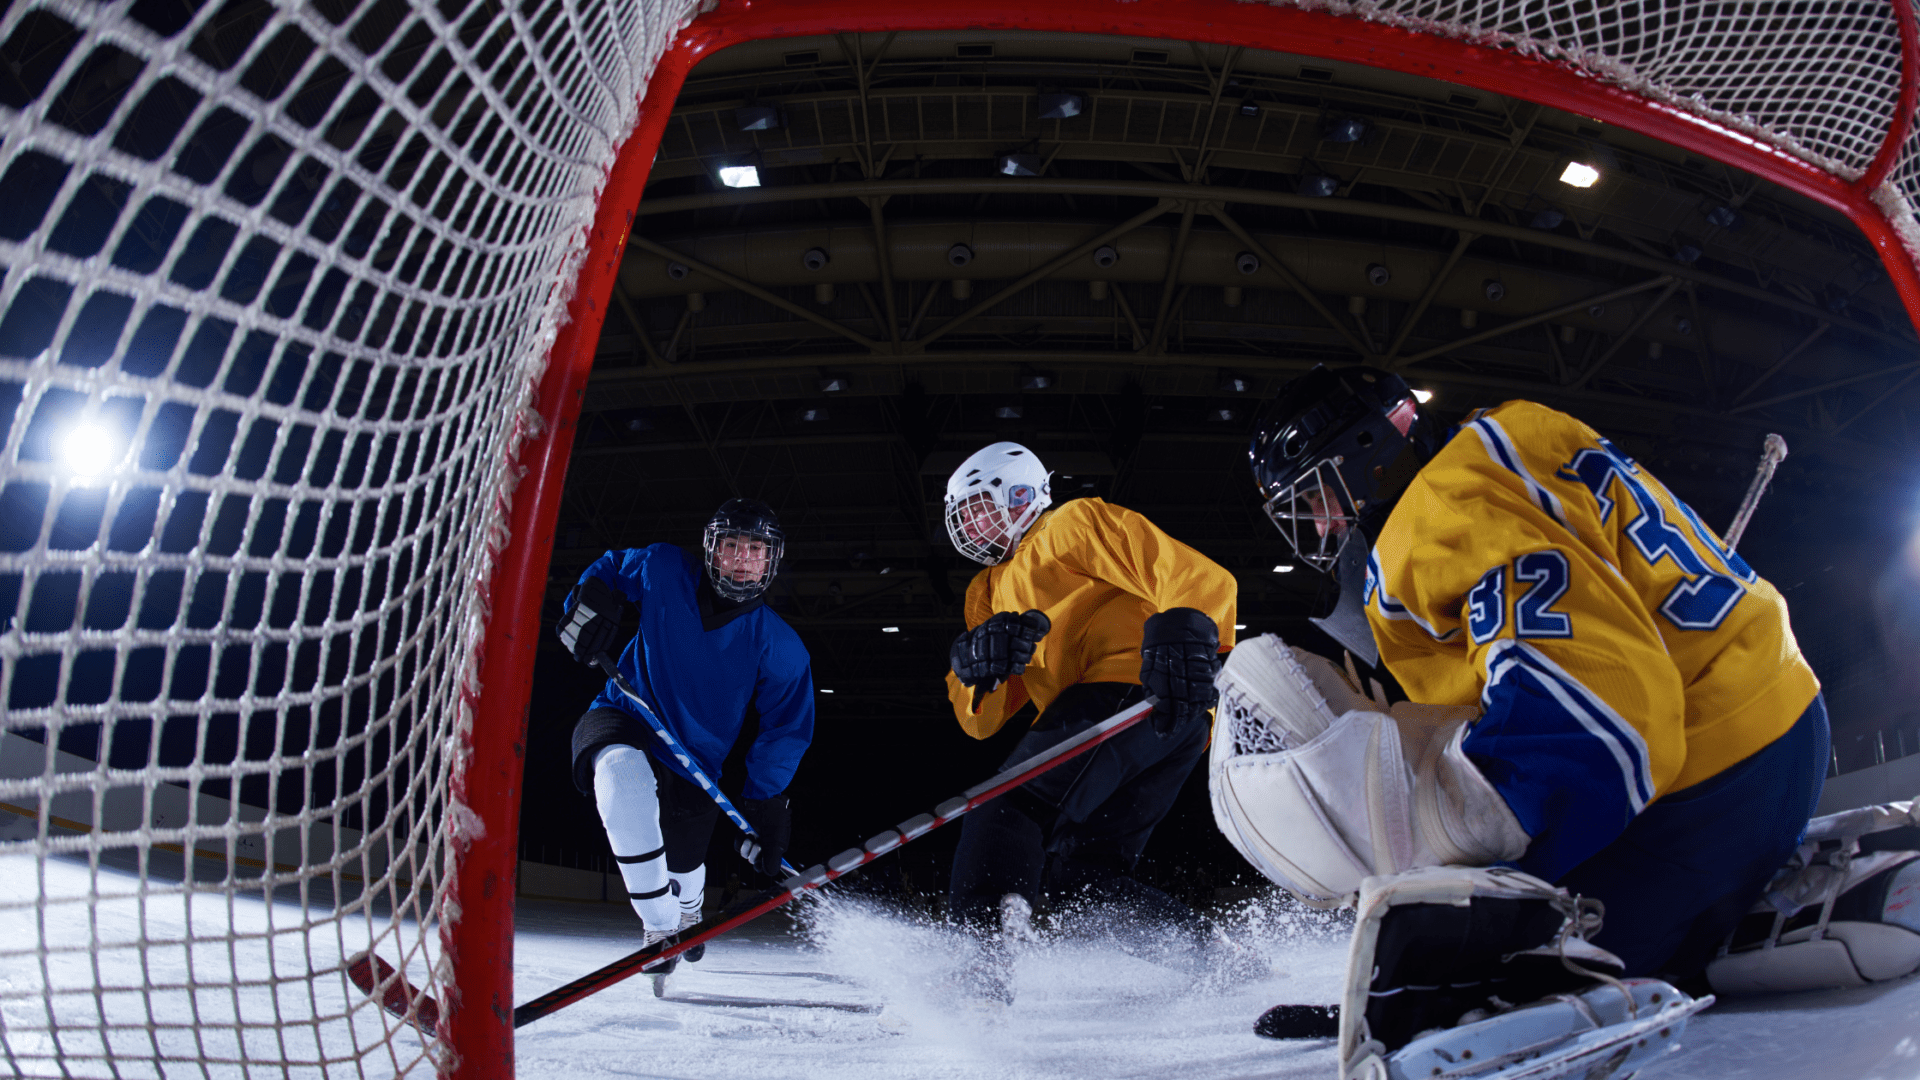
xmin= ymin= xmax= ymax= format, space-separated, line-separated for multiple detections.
xmin=1723 ymin=433 xmax=1787 ymax=553
xmin=589 ymin=652 xmax=797 ymax=878
xmin=347 ymin=696 xmax=1157 ymax=1033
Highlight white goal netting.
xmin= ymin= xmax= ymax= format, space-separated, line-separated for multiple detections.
xmin=0 ymin=0 xmax=699 ymax=1075
xmin=1 ymin=0 xmax=1916 ymax=1078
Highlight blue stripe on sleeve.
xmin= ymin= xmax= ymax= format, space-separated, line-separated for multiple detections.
xmin=1466 ymin=640 xmax=1653 ymax=880
xmin=1468 ymin=417 xmax=1567 ymax=527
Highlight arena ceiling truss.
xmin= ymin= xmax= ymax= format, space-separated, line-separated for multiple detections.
xmin=545 ymin=31 xmax=1918 ymax=712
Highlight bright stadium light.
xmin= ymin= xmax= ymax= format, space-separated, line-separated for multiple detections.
xmin=819 ymin=688 xmax=834 ymax=694
xmin=718 ymin=165 xmax=761 ymax=188
xmin=1272 ymin=564 xmax=1296 ymax=573
xmin=881 ymin=626 xmax=901 ymax=633
xmin=1413 ymin=388 xmax=1434 ymax=403
xmin=1559 ymin=161 xmax=1600 ymax=187
xmin=62 ymin=423 xmax=116 ymax=476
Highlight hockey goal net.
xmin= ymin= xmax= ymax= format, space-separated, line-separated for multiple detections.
xmin=1 ymin=0 xmax=1916 ymax=1078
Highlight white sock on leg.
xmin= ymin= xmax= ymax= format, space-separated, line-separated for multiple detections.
xmin=593 ymin=744 xmax=678 ymax=931
xmin=670 ymin=863 xmax=707 ymax=927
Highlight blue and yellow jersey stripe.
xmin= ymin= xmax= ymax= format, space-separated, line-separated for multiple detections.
xmin=1366 ymin=400 xmax=1818 ymax=880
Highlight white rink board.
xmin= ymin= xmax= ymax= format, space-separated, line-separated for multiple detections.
xmin=7 ymin=851 xmax=1920 ymax=1079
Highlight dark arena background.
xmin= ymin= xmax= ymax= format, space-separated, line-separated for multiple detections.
xmin=9 ymin=2 xmax=1920 ymax=1076
xmin=517 ymin=31 xmax=1920 ymax=915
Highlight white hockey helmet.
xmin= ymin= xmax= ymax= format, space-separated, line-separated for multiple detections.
xmin=943 ymin=441 xmax=1052 ymax=565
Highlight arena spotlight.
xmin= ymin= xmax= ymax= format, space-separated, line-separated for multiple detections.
xmin=1559 ymin=161 xmax=1601 ymax=187
xmin=1322 ymin=116 xmax=1367 ymax=143
xmin=734 ymin=105 xmax=781 ymax=131
xmin=61 ymin=422 xmax=116 ymax=476
xmin=998 ymin=154 xmax=1043 ymax=177
xmin=1530 ymin=207 xmax=1566 ymax=230
xmin=1297 ymin=168 xmax=1340 ymax=198
xmin=1706 ymin=204 xmax=1745 ymax=230
xmin=718 ymin=164 xmax=761 ymax=188
xmin=1272 ymin=564 xmax=1296 ymax=573
xmin=1412 ymin=388 xmax=1434 ymax=403
xmin=1036 ymin=93 xmax=1083 ymax=120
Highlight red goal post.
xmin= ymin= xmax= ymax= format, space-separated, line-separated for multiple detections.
xmin=476 ymin=1 xmax=1920 ymax=1073
xmin=1 ymin=0 xmax=1916 ymax=1078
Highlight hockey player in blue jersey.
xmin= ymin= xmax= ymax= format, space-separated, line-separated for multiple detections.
xmin=556 ymin=498 xmax=814 ymax=960
xmin=1207 ymin=367 xmax=1919 ymax=1078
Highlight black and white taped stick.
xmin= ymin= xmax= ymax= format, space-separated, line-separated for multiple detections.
xmin=350 ymin=697 xmax=1155 ymax=1032
xmin=591 ymin=652 xmax=796 ymax=878
xmin=1723 ymin=433 xmax=1787 ymax=553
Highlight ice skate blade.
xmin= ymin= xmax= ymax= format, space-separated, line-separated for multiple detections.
xmin=1382 ymin=979 xmax=1711 ymax=1080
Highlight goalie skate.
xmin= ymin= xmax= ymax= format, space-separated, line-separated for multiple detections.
xmin=1377 ymin=978 xmax=1708 ymax=1080
xmin=1324 ymin=867 xmax=1712 ymax=1080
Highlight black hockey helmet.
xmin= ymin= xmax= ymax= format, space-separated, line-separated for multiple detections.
xmin=1249 ymin=365 xmax=1438 ymax=574
xmin=703 ymin=497 xmax=784 ymax=601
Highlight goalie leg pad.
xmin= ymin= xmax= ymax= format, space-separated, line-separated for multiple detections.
xmin=1335 ymin=867 xmax=1709 ymax=1080
xmin=1708 ymin=859 xmax=1920 ymax=993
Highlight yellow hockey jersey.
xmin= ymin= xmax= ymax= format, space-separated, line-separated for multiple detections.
xmin=1367 ymin=400 xmax=1818 ymax=880
xmin=946 ymin=497 xmax=1238 ymax=739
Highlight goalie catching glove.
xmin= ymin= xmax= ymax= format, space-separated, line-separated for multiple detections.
xmin=1139 ymin=607 xmax=1221 ymax=735
xmin=950 ymin=609 xmax=1051 ymax=690
xmin=736 ymin=793 xmax=791 ymax=878
xmin=558 ymin=575 xmax=628 ymax=665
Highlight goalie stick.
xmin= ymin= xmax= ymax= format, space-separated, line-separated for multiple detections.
xmin=1723 ymin=433 xmax=1787 ymax=553
xmin=348 ymin=697 xmax=1158 ymax=1033
xmin=588 ymin=652 xmax=797 ymax=877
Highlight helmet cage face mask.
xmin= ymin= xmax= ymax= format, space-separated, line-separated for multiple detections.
xmin=944 ymin=482 xmax=1045 ymax=565
xmin=1250 ymin=366 xmax=1432 ymax=575
xmin=1261 ymin=458 xmax=1362 ymax=572
xmin=703 ymin=524 xmax=783 ymax=601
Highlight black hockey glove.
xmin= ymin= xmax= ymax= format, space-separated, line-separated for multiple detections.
xmin=1139 ymin=607 xmax=1221 ymax=736
xmin=949 ymin=609 xmax=1051 ymax=690
xmin=737 ymin=794 xmax=792 ymax=879
xmin=558 ymin=574 xmax=628 ymax=665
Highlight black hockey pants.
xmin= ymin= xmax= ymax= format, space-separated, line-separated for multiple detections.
xmin=571 ymin=706 xmax=721 ymax=876
xmin=948 ymin=682 xmax=1208 ymax=928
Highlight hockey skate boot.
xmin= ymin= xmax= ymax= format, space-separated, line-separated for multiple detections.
xmin=643 ymin=924 xmax=681 ymax=998
xmin=956 ymin=893 xmax=1035 ymax=1006
xmin=677 ymin=909 xmax=706 ymax=964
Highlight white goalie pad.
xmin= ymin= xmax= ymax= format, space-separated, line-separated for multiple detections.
xmin=1209 ymin=636 xmax=1529 ymax=905
xmin=1336 ymin=867 xmax=1708 ymax=1080
xmin=1706 ymin=796 xmax=1920 ymax=995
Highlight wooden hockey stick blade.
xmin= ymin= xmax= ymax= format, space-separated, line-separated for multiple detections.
xmin=347 ymin=951 xmax=440 ymax=1035
xmin=509 ymin=697 xmax=1157 ymax=1028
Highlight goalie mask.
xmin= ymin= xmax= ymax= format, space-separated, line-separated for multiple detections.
xmin=1249 ymin=366 xmax=1438 ymax=574
xmin=703 ymin=498 xmax=784 ymax=601
xmin=944 ymin=441 xmax=1053 ymax=566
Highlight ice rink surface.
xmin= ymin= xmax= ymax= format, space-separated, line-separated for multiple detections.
xmin=6 ymin=853 xmax=1920 ymax=1079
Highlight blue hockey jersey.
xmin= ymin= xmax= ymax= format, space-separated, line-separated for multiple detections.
xmin=1366 ymin=401 xmax=1819 ymax=881
xmin=574 ymin=544 xmax=814 ymax=800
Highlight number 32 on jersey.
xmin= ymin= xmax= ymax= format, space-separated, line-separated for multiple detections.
xmin=1468 ymin=550 xmax=1574 ymax=644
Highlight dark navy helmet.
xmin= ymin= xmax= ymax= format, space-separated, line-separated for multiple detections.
xmin=1249 ymin=366 xmax=1438 ymax=573
xmin=703 ymin=498 xmax=784 ymax=600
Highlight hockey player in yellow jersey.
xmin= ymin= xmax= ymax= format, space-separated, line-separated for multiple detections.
xmin=1215 ymin=366 xmax=1843 ymax=1073
xmin=939 ymin=441 xmax=1239 ymax=1001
